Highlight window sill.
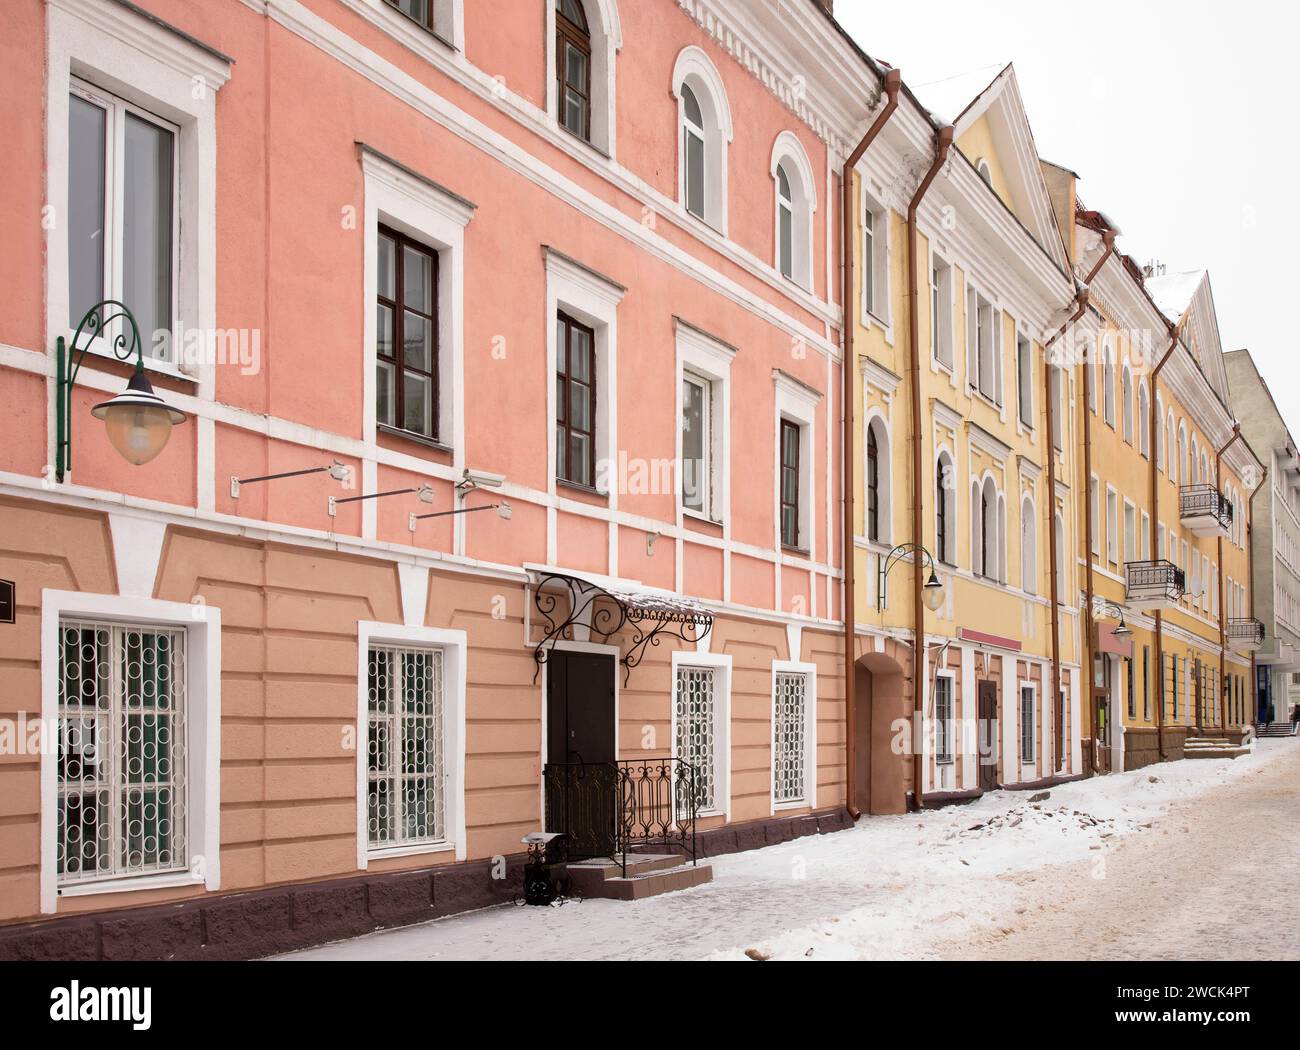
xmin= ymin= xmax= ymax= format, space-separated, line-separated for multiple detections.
xmin=556 ymin=121 xmax=611 ymax=159
xmin=773 ymin=799 xmax=807 ymax=813
xmin=682 ymin=508 xmax=724 ymax=529
xmin=58 ymin=869 xmax=204 ymax=899
xmin=379 ymin=4 xmax=459 ymax=53
xmin=377 ymin=424 xmax=453 ymax=455
xmin=781 ymin=545 xmax=811 ymax=558
xmin=557 ymin=478 xmax=609 ymax=500
xmin=366 ymin=840 xmax=454 ymax=863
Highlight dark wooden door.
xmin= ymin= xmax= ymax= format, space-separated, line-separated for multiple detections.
xmin=978 ymin=680 xmax=999 ymax=792
xmin=545 ymin=650 xmax=617 ymax=858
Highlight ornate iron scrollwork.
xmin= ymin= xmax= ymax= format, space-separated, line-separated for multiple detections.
xmin=530 ymin=573 xmax=713 ymax=685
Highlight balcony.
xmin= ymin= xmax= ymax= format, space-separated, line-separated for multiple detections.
xmin=1227 ymin=618 xmax=1266 ymax=653
xmin=1180 ymin=484 xmax=1233 ymax=538
xmin=1125 ymin=559 xmax=1186 ymax=612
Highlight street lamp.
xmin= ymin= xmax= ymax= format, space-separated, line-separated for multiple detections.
xmin=878 ymin=543 xmax=947 ymax=612
xmin=56 ymin=301 xmax=187 ymax=483
xmin=1094 ymin=598 xmax=1132 ymax=637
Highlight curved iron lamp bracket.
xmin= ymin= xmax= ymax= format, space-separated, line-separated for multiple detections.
xmin=56 ymin=300 xmax=146 ymax=483
xmin=877 ymin=542 xmax=937 ymax=611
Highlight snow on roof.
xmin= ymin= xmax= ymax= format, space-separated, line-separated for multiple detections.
xmin=909 ymin=62 xmax=1008 ymax=126
xmin=1145 ymin=270 xmax=1205 ymax=323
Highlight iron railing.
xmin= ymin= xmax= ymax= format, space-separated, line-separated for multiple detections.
xmin=1180 ymin=484 xmax=1233 ymax=530
xmin=543 ymin=757 xmax=700 ymax=876
xmin=1227 ymin=618 xmax=1265 ymax=646
xmin=1125 ymin=559 xmax=1186 ymax=604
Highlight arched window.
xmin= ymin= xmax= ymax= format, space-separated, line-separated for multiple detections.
xmin=551 ymin=0 xmax=619 ymax=152
xmin=1156 ymin=394 xmax=1165 ymax=468
xmin=1199 ymin=449 xmax=1209 ymax=487
xmin=770 ymin=132 xmax=816 ymax=289
xmin=866 ymin=425 xmax=879 ymax=542
xmin=976 ymin=158 xmax=993 ymax=186
xmin=973 ymin=476 xmax=1002 ymax=580
xmin=1121 ymin=366 xmax=1134 ymax=443
xmin=936 ymin=452 xmax=955 ymax=565
xmin=1190 ymin=436 xmax=1200 ymax=484
xmin=555 ymin=0 xmax=591 ymax=141
xmin=672 ymin=47 xmax=731 ymax=232
xmin=1178 ymin=423 xmax=1189 ymax=484
xmin=1021 ymin=497 xmax=1037 ymax=594
xmin=1138 ymin=382 xmax=1150 ymax=458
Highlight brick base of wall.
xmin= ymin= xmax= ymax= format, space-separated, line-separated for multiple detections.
xmin=0 ymin=808 xmax=855 ymax=961
xmin=1124 ymin=726 xmax=1189 ymax=771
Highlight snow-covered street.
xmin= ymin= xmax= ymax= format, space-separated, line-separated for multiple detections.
xmin=279 ymin=740 xmax=1300 ymax=962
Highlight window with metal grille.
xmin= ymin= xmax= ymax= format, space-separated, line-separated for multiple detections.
xmin=57 ymin=620 xmax=188 ymax=886
xmin=1020 ymin=685 xmax=1035 ymax=763
xmin=367 ymin=645 xmax=446 ymax=850
xmin=935 ymin=675 xmax=954 ymax=765
xmin=674 ymin=666 xmax=717 ymax=812
xmin=773 ymin=672 xmax=807 ymax=803
xmin=376 ymin=226 xmax=439 ymax=440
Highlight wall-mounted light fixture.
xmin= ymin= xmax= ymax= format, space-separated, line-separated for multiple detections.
xmin=409 ymin=500 xmax=512 ymax=532
xmin=231 ymin=460 xmax=351 ymax=499
xmin=878 ymin=543 xmax=946 ymax=613
xmin=55 ymin=301 xmax=187 ymax=483
xmin=1093 ymin=597 xmax=1132 ymax=637
xmin=455 ymin=468 xmax=506 ymax=494
xmin=329 ymin=483 xmax=434 ymax=517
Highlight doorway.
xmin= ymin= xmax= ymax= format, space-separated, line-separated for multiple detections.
xmin=977 ymin=680 xmax=999 ymax=792
xmin=544 ymin=649 xmax=617 ymax=858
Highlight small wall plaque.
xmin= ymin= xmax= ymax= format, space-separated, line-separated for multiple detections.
xmin=0 ymin=580 xmax=13 ymax=624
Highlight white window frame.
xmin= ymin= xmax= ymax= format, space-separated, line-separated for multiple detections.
xmin=1123 ymin=499 xmax=1137 ymax=565
xmin=1019 ymin=682 xmax=1037 ymax=765
xmin=1141 ymin=510 xmax=1151 ymax=560
xmin=770 ymin=131 xmax=817 ymax=291
xmin=670 ymin=649 xmax=732 ymax=821
xmin=1138 ymin=380 xmax=1151 ymax=458
xmin=1106 ymin=486 xmax=1119 ymax=565
xmin=671 ymin=46 xmax=731 ymax=234
xmin=676 ymin=319 xmax=734 ymax=525
xmin=45 ymin=0 xmax=230 ymax=389
xmin=1021 ymin=496 xmax=1037 ymax=594
xmin=40 ymin=589 xmax=221 ymax=914
xmin=935 ymin=448 xmax=957 ymax=566
xmin=1121 ymin=365 xmax=1135 ymax=443
xmin=545 ymin=0 xmax=621 ymax=156
xmin=862 ymin=188 xmax=891 ymax=326
xmin=1103 ymin=342 xmax=1116 ymax=427
xmin=1090 ymin=475 xmax=1101 ymax=556
xmin=930 ymin=252 xmax=954 ymax=369
xmin=864 ymin=412 xmax=892 ymax=546
xmin=966 ymin=282 xmax=1002 ymax=406
xmin=356 ymin=621 xmax=467 ymax=868
xmin=369 ymin=0 xmax=464 ymax=50
xmin=546 ymin=248 xmax=625 ymax=500
xmin=1017 ymin=333 xmax=1034 ymax=430
xmin=770 ymin=660 xmax=817 ymax=812
xmin=934 ymin=670 xmax=956 ymax=766
xmin=773 ymin=370 xmax=821 ymax=555
xmin=361 ymin=146 xmax=474 ymax=462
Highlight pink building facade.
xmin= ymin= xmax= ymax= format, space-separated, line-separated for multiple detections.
xmin=0 ymin=0 xmax=879 ymax=956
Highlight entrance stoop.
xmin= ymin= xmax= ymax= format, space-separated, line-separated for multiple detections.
xmin=563 ymin=854 xmax=713 ymax=901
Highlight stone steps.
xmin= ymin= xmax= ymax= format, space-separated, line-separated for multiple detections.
xmin=563 ymin=853 xmax=713 ymax=901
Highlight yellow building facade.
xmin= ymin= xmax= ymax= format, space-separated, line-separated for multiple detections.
xmin=844 ymin=64 xmax=1260 ymax=811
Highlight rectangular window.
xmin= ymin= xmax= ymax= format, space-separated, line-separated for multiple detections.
xmin=1020 ymin=685 xmax=1035 ymax=763
xmin=1142 ymin=646 xmax=1150 ymax=720
xmin=1107 ymin=489 xmax=1118 ymax=564
xmin=1141 ymin=511 xmax=1151 ymax=560
xmin=1090 ymin=477 xmax=1100 ymax=556
xmin=57 ymin=620 xmax=188 ymax=886
xmin=1171 ymin=654 xmax=1180 ymax=720
xmin=862 ymin=210 xmax=875 ymax=317
xmin=684 ymin=122 xmax=705 ymax=220
xmin=675 ymin=666 xmax=717 ymax=812
xmin=385 ymin=0 xmax=435 ymax=30
xmin=681 ymin=373 xmax=713 ymax=518
xmin=376 ymin=226 xmax=439 ymax=440
xmin=367 ymin=645 xmax=446 ymax=850
xmin=556 ymin=7 xmax=591 ymax=141
xmin=1126 ymin=656 xmax=1135 ymax=719
xmin=68 ymin=81 xmax=176 ymax=357
xmin=773 ymin=672 xmax=808 ymax=804
xmin=968 ymin=292 xmax=999 ymax=403
xmin=556 ymin=312 xmax=597 ymax=487
xmin=1018 ymin=335 xmax=1033 ymax=429
xmin=931 ymin=258 xmax=953 ymax=367
xmin=780 ymin=419 xmax=801 ymax=549
xmin=1124 ymin=502 xmax=1136 ymax=565
xmin=935 ymin=675 xmax=954 ymax=765
xmin=1049 ymin=363 xmax=1063 ymax=451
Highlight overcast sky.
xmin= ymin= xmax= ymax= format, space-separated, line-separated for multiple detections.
xmin=833 ymin=0 xmax=1298 ymax=433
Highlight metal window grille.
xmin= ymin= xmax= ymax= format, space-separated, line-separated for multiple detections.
xmin=367 ymin=645 xmax=446 ymax=850
xmin=935 ymin=675 xmax=954 ymax=765
xmin=57 ymin=620 xmax=188 ymax=886
xmin=773 ymin=672 xmax=807 ymax=803
xmin=1020 ymin=686 xmax=1035 ymax=763
xmin=674 ymin=666 xmax=716 ymax=812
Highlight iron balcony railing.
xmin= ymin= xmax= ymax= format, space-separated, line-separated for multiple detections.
xmin=1180 ymin=484 xmax=1233 ymax=530
xmin=1227 ymin=618 xmax=1266 ymax=646
xmin=543 ymin=757 xmax=700 ymax=876
xmin=1125 ymin=559 xmax=1186 ymax=603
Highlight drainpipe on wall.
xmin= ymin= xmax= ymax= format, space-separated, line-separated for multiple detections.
xmin=1248 ymin=466 xmax=1269 ymax=729
xmin=842 ymin=68 xmax=901 ymax=820
xmin=1041 ymin=290 xmax=1089 ymax=774
xmin=905 ymin=123 xmax=954 ymax=810
xmin=1077 ymin=229 xmax=1117 ymax=773
xmin=1148 ymin=317 xmax=1188 ymax=760
xmin=1214 ymin=424 xmax=1244 ymax=730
